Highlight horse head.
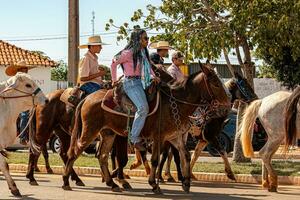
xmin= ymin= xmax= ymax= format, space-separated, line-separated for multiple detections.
xmin=225 ymin=72 xmax=257 ymax=103
xmin=3 ymin=72 xmax=48 ymax=107
xmin=196 ymin=64 xmax=230 ymax=106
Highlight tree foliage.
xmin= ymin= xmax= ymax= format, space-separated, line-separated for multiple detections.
xmin=106 ymin=0 xmax=300 ymax=88
xmin=51 ymin=60 xmax=68 ymax=81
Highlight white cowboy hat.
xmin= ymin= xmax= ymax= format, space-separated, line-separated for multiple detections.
xmin=79 ymin=35 xmax=109 ymax=49
xmin=5 ymin=60 xmax=35 ymax=76
xmin=148 ymin=41 xmax=173 ymax=50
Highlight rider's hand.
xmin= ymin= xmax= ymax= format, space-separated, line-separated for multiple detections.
xmin=112 ymin=81 xmax=117 ymax=87
xmin=153 ymin=76 xmax=160 ymax=84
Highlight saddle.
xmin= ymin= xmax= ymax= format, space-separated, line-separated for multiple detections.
xmin=60 ymin=86 xmax=85 ymax=107
xmin=101 ymin=82 xmax=160 ymax=117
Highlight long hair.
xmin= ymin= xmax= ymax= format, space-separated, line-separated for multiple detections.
xmin=115 ymin=28 xmax=151 ymax=71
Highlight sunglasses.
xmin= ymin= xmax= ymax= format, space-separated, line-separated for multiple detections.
xmin=143 ymin=36 xmax=149 ymax=41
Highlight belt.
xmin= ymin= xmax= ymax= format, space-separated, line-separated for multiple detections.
xmin=125 ymin=76 xmax=141 ymax=79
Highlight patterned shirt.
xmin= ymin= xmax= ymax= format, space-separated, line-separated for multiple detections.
xmin=167 ymin=64 xmax=185 ymax=81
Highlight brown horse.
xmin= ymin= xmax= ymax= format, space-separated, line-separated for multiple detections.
xmin=26 ymin=89 xmax=84 ymax=186
xmin=62 ymin=64 xmax=231 ymax=193
xmin=128 ymin=72 xmax=258 ymax=182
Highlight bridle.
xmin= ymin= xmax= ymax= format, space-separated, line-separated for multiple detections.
xmin=0 ymin=83 xmax=42 ymax=105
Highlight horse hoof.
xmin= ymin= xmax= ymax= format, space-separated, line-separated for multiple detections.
xmin=227 ymin=173 xmax=236 ymax=181
xmin=152 ymin=186 xmax=162 ymax=194
xmin=167 ymin=177 xmax=176 ymax=183
xmin=11 ymin=189 xmax=22 ymax=197
xmin=122 ymin=182 xmax=133 ymax=190
xmin=62 ymin=185 xmax=72 ymax=191
xmin=76 ymin=181 xmax=85 ymax=186
xmin=268 ymin=186 xmax=277 ymax=192
xmin=111 ymin=186 xmax=122 ymax=192
xmin=47 ymin=169 xmax=54 ymax=174
xmin=182 ymin=185 xmax=190 ymax=193
xmin=29 ymin=180 xmax=39 ymax=186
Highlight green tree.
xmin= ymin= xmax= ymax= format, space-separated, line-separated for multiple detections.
xmin=51 ymin=60 xmax=68 ymax=81
xmin=106 ymin=0 xmax=256 ymax=86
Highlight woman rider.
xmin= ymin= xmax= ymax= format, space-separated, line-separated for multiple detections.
xmin=111 ymin=28 xmax=160 ymax=151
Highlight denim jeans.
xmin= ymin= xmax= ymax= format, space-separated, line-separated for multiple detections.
xmin=123 ymin=78 xmax=149 ymax=144
xmin=80 ymin=82 xmax=102 ymax=95
xmin=19 ymin=110 xmax=29 ymax=143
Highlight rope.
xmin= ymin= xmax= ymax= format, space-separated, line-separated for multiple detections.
xmin=156 ymin=87 xmax=162 ymax=187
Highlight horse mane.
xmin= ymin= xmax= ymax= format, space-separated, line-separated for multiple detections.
xmin=284 ymin=86 xmax=300 ymax=151
xmin=224 ymin=79 xmax=236 ymax=91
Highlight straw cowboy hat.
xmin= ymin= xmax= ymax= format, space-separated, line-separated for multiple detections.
xmin=149 ymin=41 xmax=173 ymax=50
xmin=5 ymin=60 xmax=35 ymax=76
xmin=79 ymin=35 xmax=108 ymax=49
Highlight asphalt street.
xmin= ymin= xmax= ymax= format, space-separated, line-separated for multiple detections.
xmin=0 ymin=173 xmax=299 ymax=200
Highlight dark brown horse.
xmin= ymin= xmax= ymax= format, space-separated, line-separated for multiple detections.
xmin=26 ymin=89 xmax=85 ymax=186
xmin=62 ymin=64 xmax=231 ymax=193
xmin=128 ymin=71 xmax=258 ymax=182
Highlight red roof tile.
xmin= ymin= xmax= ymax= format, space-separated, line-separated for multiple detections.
xmin=0 ymin=40 xmax=58 ymax=67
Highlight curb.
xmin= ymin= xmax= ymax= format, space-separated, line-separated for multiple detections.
xmin=8 ymin=164 xmax=300 ymax=186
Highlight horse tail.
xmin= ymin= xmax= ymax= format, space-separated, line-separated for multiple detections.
xmin=29 ymin=107 xmax=41 ymax=154
xmin=68 ymin=99 xmax=85 ymax=158
xmin=284 ymin=87 xmax=300 ymax=151
xmin=240 ymin=99 xmax=262 ymax=158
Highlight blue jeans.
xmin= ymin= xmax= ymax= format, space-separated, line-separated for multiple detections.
xmin=19 ymin=111 xmax=29 ymax=143
xmin=123 ymin=78 xmax=149 ymax=144
xmin=80 ymin=82 xmax=102 ymax=95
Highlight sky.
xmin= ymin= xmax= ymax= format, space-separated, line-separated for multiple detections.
xmin=0 ymin=0 xmax=163 ymax=66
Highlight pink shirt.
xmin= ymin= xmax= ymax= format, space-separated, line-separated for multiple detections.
xmin=167 ymin=64 xmax=185 ymax=81
xmin=78 ymin=51 xmax=102 ymax=85
xmin=111 ymin=49 xmax=155 ymax=82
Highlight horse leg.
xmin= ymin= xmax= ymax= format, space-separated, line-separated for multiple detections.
xmin=259 ymin=137 xmax=282 ymax=192
xmin=140 ymin=150 xmax=151 ymax=175
xmin=157 ymin=144 xmax=170 ymax=183
xmin=97 ymin=130 xmax=121 ymax=192
xmin=148 ymin=140 xmax=162 ymax=194
xmin=169 ymin=137 xmax=191 ymax=193
xmin=190 ymin=140 xmax=207 ymax=180
xmin=39 ymin=143 xmax=53 ymax=174
xmin=204 ymin=118 xmax=236 ymax=181
xmin=261 ymin=161 xmax=269 ymax=189
xmin=26 ymin=149 xmax=40 ymax=185
xmin=114 ymin=135 xmax=132 ymax=190
xmin=130 ymin=149 xmax=143 ymax=170
xmin=0 ymin=153 xmax=21 ymax=197
xmin=171 ymin=144 xmax=183 ymax=182
xmin=55 ymin=128 xmax=85 ymax=186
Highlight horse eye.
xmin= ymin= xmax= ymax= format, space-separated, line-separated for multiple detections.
xmin=25 ymin=84 xmax=32 ymax=88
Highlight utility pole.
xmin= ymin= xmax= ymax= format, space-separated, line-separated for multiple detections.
xmin=68 ymin=0 xmax=79 ymax=86
xmin=91 ymin=11 xmax=95 ymax=35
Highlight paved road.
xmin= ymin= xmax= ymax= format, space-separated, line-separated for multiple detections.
xmin=0 ymin=173 xmax=299 ymax=200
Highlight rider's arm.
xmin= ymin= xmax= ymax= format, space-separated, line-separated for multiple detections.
xmin=111 ymin=51 xmax=128 ymax=82
xmin=79 ymin=58 xmax=105 ymax=82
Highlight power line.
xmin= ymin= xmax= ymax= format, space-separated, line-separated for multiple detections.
xmin=1 ymin=31 xmax=163 ymax=42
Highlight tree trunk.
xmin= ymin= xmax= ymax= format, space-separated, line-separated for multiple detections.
xmin=239 ymin=35 xmax=255 ymax=88
xmin=223 ymin=48 xmax=235 ymax=77
xmin=232 ymin=101 xmax=251 ymax=163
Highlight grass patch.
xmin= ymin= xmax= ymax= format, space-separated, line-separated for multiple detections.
xmin=6 ymin=152 xmax=300 ymax=176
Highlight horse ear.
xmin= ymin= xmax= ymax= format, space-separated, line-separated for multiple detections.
xmin=199 ymin=61 xmax=210 ymax=75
